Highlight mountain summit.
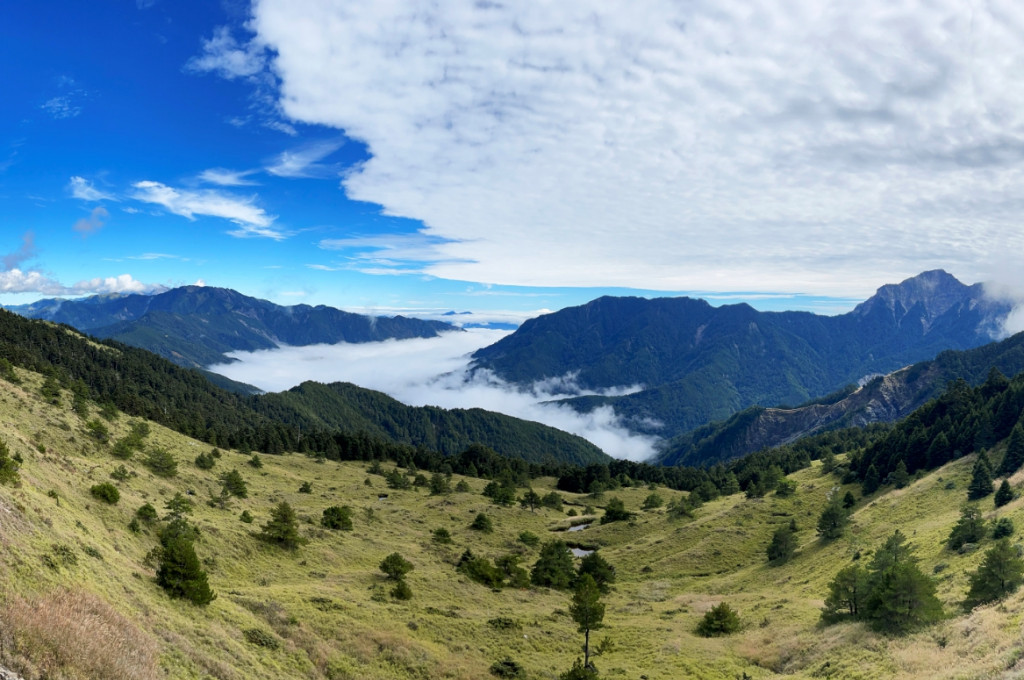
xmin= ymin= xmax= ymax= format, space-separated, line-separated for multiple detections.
xmin=471 ymin=270 xmax=1010 ymax=441
xmin=6 ymin=286 xmax=457 ymax=368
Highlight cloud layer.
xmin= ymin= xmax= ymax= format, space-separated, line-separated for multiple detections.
xmin=231 ymin=0 xmax=1024 ymax=298
xmin=208 ymin=330 xmax=659 ymax=461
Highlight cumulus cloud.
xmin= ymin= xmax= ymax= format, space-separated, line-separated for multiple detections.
xmin=69 ymin=176 xmax=116 ymax=202
xmin=131 ymin=180 xmax=285 ymax=239
xmin=73 ymin=206 xmax=109 ymax=236
xmin=69 ymin=274 xmax=166 ymax=295
xmin=212 ymin=0 xmax=1024 ymax=299
xmin=207 ymin=330 xmax=658 ymax=460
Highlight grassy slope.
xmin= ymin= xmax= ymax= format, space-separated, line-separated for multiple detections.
xmin=2 ymin=364 xmax=1024 ymax=679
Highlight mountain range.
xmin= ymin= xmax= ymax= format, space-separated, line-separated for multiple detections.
xmin=471 ymin=270 xmax=1012 ymax=441
xmin=5 ymin=286 xmax=457 ymax=369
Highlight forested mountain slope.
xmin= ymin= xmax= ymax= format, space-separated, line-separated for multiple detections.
xmin=6 ymin=286 xmax=456 ymax=368
xmin=472 ymin=270 xmax=1010 ymax=438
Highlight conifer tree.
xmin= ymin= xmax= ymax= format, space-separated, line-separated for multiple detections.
xmin=995 ymin=479 xmax=1014 ymax=508
xmin=968 ymin=456 xmax=995 ymax=500
xmin=964 ymin=539 xmax=1024 ymax=608
xmin=569 ymin=574 xmax=604 ymax=670
xmin=258 ymin=501 xmax=304 ymax=550
xmin=767 ymin=523 xmax=798 ymax=564
xmin=998 ymin=425 xmax=1024 ymax=477
xmin=947 ymin=505 xmax=986 ymax=550
xmin=863 ymin=531 xmax=942 ymax=634
xmin=0 ymin=438 xmax=20 ymax=486
xmin=157 ymin=536 xmax=216 ymax=606
xmin=816 ymin=498 xmax=848 ymax=540
xmin=891 ymin=460 xmax=909 ymax=489
xmin=531 ymin=540 xmax=576 ymax=590
xmin=862 ymin=464 xmax=881 ymax=495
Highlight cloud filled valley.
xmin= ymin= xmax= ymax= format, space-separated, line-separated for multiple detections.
xmin=207 ymin=329 xmax=659 ymax=461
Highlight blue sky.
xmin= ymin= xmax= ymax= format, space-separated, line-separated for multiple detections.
xmin=3 ymin=0 xmax=1023 ymax=324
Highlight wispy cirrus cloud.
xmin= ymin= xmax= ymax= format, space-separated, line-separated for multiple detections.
xmin=198 ymin=167 xmax=260 ymax=186
xmin=317 ymin=232 xmax=469 ymax=274
xmin=198 ymin=0 xmax=1024 ymax=299
xmin=2 ymin=232 xmax=37 ymax=271
xmin=69 ymin=176 xmax=116 ymax=202
xmin=265 ymin=139 xmax=345 ymax=178
xmin=131 ymin=180 xmax=286 ymax=239
xmin=186 ymin=26 xmax=267 ymax=80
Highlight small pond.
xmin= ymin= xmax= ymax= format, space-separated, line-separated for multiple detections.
xmin=570 ymin=547 xmax=595 ymax=558
xmin=567 ymin=523 xmax=591 ymax=533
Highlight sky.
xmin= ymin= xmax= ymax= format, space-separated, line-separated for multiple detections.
xmin=4 ymin=0 xmax=1024 ymax=322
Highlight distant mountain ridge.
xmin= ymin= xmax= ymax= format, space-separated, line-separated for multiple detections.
xmin=6 ymin=286 xmax=457 ymax=368
xmin=471 ymin=270 xmax=1011 ymax=440
xmin=657 ymin=330 xmax=1024 ymax=466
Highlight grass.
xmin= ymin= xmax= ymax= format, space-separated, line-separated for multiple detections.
xmin=2 ymin=364 xmax=1024 ymax=678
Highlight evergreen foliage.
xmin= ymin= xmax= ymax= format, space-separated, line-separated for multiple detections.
xmin=569 ymin=574 xmax=605 ymax=669
xmin=0 ymin=438 xmax=21 ymax=486
xmin=219 ymin=469 xmax=248 ymax=498
xmin=380 ymin=552 xmax=414 ymax=580
xmin=641 ymin=492 xmax=664 ymax=510
xmin=816 ymin=498 xmax=848 ymax=540
xmin=994 ymin=479 xmax=1014 ymax=508
xmin=470 ymin=513 xmax=494 ymax=533
xmin=577 ymin=552 xmax=616 ymax=593
xmin=135 ymin=503 xmax=158 ymax=523
xmin=157 ymin=536 xmax=216 ymax=606
xmin=998 ymin=424 xmax=1024 ymax=476
xmin=258 ymin=502 xmax=304 ymax=550
xmin=531 ymin=540 xmax=576 ymax=590
xmin=696 ymin=602 xmax=741 ymax=637
xmin=143 ymin=447 xmax=178 ymax=478
xmin=428 ymin=472 xmax=451 ymax=495
xmin=194 ymin=451 xmax=216 ymax=470
xmin=321 ymin=505 xmax=353 ymax=530
xmin=766 ymin=522 xmax=798 ymax=564
xmin=89 ymin=482 xmax=120 ymax=505
xmin=964 ymin=539 xmax=1024 ymax=608
xmin=947 ymin=506 xmax=986 ymax=551
xmin=599 ymin=497 xmax=632 ymax=524
xmin=519 ymin=488 xmax=541 ymax=512
xmin=968 ymin=455 xmax=994 ymax=500
xmin=890 ymin=460 xmax=910 ymax=489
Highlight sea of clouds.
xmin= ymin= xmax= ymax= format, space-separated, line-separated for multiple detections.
xmin=207 ymin=329 xmax=660 ymax=461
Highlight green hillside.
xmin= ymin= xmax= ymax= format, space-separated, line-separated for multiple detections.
xmin=4 ymin=361 xmax=1024 ymax=678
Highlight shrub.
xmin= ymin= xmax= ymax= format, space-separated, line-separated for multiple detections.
xmin=194 ymin=451 xmax=216 ymax=470
xmin=599 ymin=497 xmax=632 ymax=524
xmin=109 ymin=465 xmax=131 ymax=481
xmin=298 ymin=481 xmax=313 ymax=493
xmin=90 ymin=482 xmax=120 ymax=505
xmin=490 ymin=657 xmax=527 ymax=678
xmin=460 ymin=555 xmax=505 ymax=588
xmin=239 ymin=510 xmax=254 ymax=523
xmin=136 ymin=503 xmax=158 ymax=523
xmin=391 ymin=579 xmax=413 ymax=600
xmin=642 ymin=492 xmax=664 ymax=510
xmin=455 ymin=479 xmax=471 ymax=492
xmin=531 ymin=540 xmax=575 ymax=590
xmin=163 ymin=492 xmax=194 ymax=518
xmin=432 ymin=527 xmax=453 ymax=544
xmin=322 ymin=505 xmax=353 ymax=530
xmin=219 ymin=469 xmax=248 ymax=498
xmin=696 ymin=602 xmax=741 ymax=637
xmin=471 ymin=512 xmax=494 ymax=533
xmin=380 ymin=552 xmax=414 ymax=580
xmin=542 ymin=491 xmax=564 ymax=511
xmin=248 ymin=453 xmax=263 ymax=469
xmin=429 ymin=473 xmax=451 ymax=495
xmin=0 ymin=438 xmax=21 ymax=486
xmin=948 ymin=506 xmax=986 ymax=550
xmin=143 ymin=447 xmax=177 ymax=478
xmin=992 ymin=517 xmax=1015 ymax=539
xmin=518 ymin=530 xmax=540 ymax=547
xmin=243 ymin=628 xmax=279 ymax=649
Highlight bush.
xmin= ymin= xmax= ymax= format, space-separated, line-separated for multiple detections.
xmin=248 ymin=453 xmax=263 ymax=469
xmin=948 ymin=506 xmax=986 ymax=550
xmin=90 ymin=482 xmax=120 ymax=505
xmin=432 ymin=527 xmax=453 ymax=544
xmin=531 ymin=540 xmax=575 ymax=590
xmin=136 ymin=503 xmax=158 ymax=522
xmin=298 ymin=481 xmax=313 ymax=493
xmin=219 ymin=469 xmax=248 ymax=498
xmin=391 ymin=578 xmax=413 ymax=600
xmin=518 ymin=531 xmax=540 ymax=547
xmin=696 ymin=602 xmax=741 ymax=637
xmin=455 ymin=479 xmax=471 ymax=493
xmin=490 ymin=657 xmax=527 ymax=678
xmin=642 ymin=492 xmax=664 ymax=510
xmin=0 ymin=438 xmax=21 ymax=486
xmin=380 ymin=552 xmax=414 ymax=580
xmin=194 ymin=451 xmax=216 ymax=470
xmin=243 ymin=628 xmax=279 ymax=649
xmin=992 ymin=517 xmax=1015 ymax=539
xmin=109 ymin=465 xmax=131 ymax=481
xmin=143 ymin=447 xmax=177 ymax=478
xmin=322 ymin=505 xmax=353 ymax=530
xmin=239 ymin=510 xmax=254 ymax=523
xmin=471 ymin=512 xmax=494 ymax=533
xmin=599 ymin=497 xmax=632 ymax=524
xmin=157 ymin=536 xmax=216 ymax=606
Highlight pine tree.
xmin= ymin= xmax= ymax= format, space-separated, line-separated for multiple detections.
xmin=696 ymin=602 xmax=741 ymax=637
xmin=964 ymin=539 xmax=1024 ymax=608
xmin=157 ymin=536 xmax=216 ymax=606
xmin=968 ymin=457 xmax=995 ymax=501
xmin=998 ymin=425 xmax=1024 ymax=476
xmin=577 ymin=552 xmax=616 ymax=593
xmin=569 ymin=574 xmax=605 ymax=669
xmin=817 ymin=498 xmax=848 ymax=540
xmin=219 ymin=469 xmax=248 ymax=498
xmin=947 ymin=505 xmax=987 ymax=550
xmin=767 ymin=523 xmax=798 ymax=564
xmin=321 ymin=505 xmax=353 ymax=530
xmin=379 ymin=552 xmax=414 ymax=580
xmin=822 ymin=563 xmax=869 ymax=621
xmin=0 ymin=438 xmax=20 ymax=486
xmin=531 ymin=540 xmax=576 ymax=590
xmin=995 ymin=480 xmax=1014 ymax=508
xmin=258 ymin=501 xmax=304 ymax=550
xmin=863 ymin=531 xmax=942 ymax=634
xmin=862 ymin=464 xmax=881 ymax=495
xmin=891 ymin=460 xmax=910 ymax=489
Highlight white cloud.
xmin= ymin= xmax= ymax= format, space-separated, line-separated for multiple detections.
xmin=266 ymin=139 xmax=345 ymax=178
xmin=69 ymin=274 xmax=166 ymax=295
xmin=131 ymin=180 xmax=285 ymax=239
xmin=0 ymin=269 xmax=65 ymax=294
xmin=207 ymin=330 xmax=658 ymax=460
xmin=198 ymin=168 xmax=259 ymax=186
xmin=73 ymin=206 xmax=109 ymax=236
xmin=2 ymin=232 xmax=37 ymax=271
xmin=232 ymin=0 xmax=1024 ymax=299
xmin=186 ymin=26 xmax=266 ymax=79
xmin=69 ymin=176 xmax=116 ymax=202
xmin=41 ymin=96 xmax=81 ymax=119
xmin=317 ymin=232 xmax=468 ymax=274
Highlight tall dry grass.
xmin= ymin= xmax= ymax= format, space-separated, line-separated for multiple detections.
xmin=0 ymin=589 xmax=158 ymax=680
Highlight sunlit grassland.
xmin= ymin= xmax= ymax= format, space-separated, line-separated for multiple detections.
xmin=2 ymin=364 xmax=1024 ymax=679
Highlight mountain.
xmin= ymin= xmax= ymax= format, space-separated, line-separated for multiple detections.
xmin=249 ymin=381 xmax=607 ymax=466
xmin=6 ymin=286 xmax=457 ymax=368
xmin=658 ymin=330 xmax=1024 ymax=466
xmin=471 ymin=270 xmax=1010 ymax=439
